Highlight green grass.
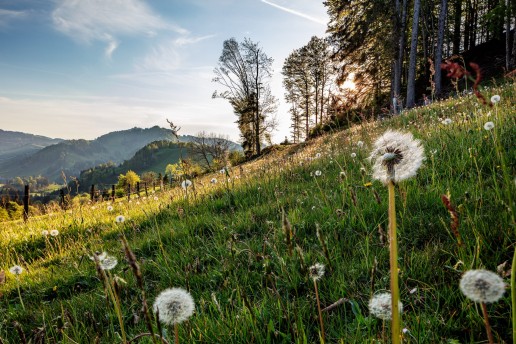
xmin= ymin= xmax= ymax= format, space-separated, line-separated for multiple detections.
xmin=0 ymin=81 xmax=514 ymax=343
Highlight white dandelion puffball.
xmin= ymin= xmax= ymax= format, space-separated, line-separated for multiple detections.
xmin=350 ymin=152 xmax=357 ymax=158
xmin=89 ymin=251 xmax=108 ymax=261
xmin=115 ymin=215 xmax=125 ymax=223
xmin=357 ymin=141 xmax=364 ymax=148
xmin=459 ymin=269 xmax=505 ymax=303
xmin=369 ymin=130 xmax=425 ymax=184
xmin=99 ymin=256 xmax=118 ymax=271
xmin=315 ymin=152 xmax=322 ymax=158
xmin=368 ymin=292 xmax=403 ymax=321
xmin=9 ymin=265 xmax=23 ymax=275
xmin=309 ymin=263 xmax=325 ymax=281
xmin=314 ymin=170 xmax=322 ymax=177
xmin=442 ymin=118 xmax=452 ymax=125
xmin=107 ymin=206 xmax=114 ymax=212
xmin=50 ymin=229 xmax=59 ymax=237
xmin=210 ymin=178 xmax=217 ymax=184
xmin=181 ymin=180 xmax=192 ymax=189
xmin=483 ymin=121 xmax=495 ymax=131
xmin=41 ymin=230 xmax=49 ymax=236
xmin=490 ymin=95 xmax=500 ymax=104
xmin=153 ymin=288 xmax=195 ymax=325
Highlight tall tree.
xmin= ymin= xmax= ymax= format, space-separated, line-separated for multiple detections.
xmin=406 ymin=0 xmax=421 ymax=108
xmin=213 ymin=38 xmax=277 ymax=157
xmin=434 ymin=0 xmax=449 ymax=97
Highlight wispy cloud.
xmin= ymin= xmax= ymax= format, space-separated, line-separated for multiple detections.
xmin=0 ymin=9 xmax=28 ymax=27
xmin=260 ymin=0 xmax=326 ymax=25
xmin=138 ymin=35 xmax=215 ymax=72
xmin=51 ymin=0 xmax=187 ymax=57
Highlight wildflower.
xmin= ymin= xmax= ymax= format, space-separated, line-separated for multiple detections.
xmin=350 ymin=152 xmax=357 ymax=158
xmin=315 ymin=152 xmax=322 ymax=158
xmin=181 ymin=180 xmax=192 ymax=189
xmin=153 ymin=288 xmax=195 ymax=325
xmin=357 ymin=141 xmax=364 ymax=148
xmin=50 ymin=229 xmax=59 ymax=237
xmin=210 ymin=178 xmax=217 ymax=184
xmin=368 ymin=292 xmax=403 ymax=321
xmin=364 ymin=182 xmax=373 ymax=187
xmin=442 ymin=118 xmax=452 ymax=125
xmin=309 ymin=263 xmax=325 ymax=281
xmin=9 ymin=265 xmax=23 ymax=275
xmin=154 ymin=196 xmax=159 ymax=201
xmin=483 ymin=121 xmax=494 ymax=131
xmin=490 ymin=95 xmax=500 ymax=104
xmin=99 ymin=256 xmax=118 ymax=271
xmin=314 ymin=170 xmax=322 ymax=177
xmin=369 ymin=130 xmax=425 ymax=184
xmin=459 ymin=269 xmax=505 ymax=303
xmin=107 ymin=206 xmax=114 ymax=211
xmin=115 ymin=215 xmax=125 ymax=223
xmin=41 ymin=230 xmax=49 ymax=236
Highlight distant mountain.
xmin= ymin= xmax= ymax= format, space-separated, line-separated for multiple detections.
xmin=77 ymin=140 xmax=192 ymax=189
xmin=0 ymin=127 xmax=242 ymax=183
xmin=0 ymin=130 xmax=63 ymax=164
xmin=0 ymin=126 xmax=175 ymax=182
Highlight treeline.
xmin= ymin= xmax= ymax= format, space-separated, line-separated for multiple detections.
xmin=214 ymin=0 xmax=515 ymax=150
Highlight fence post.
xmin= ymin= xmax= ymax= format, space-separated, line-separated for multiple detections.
xmin=23 ymin=185 xmax=29 ymax=222
xmin=111 ymin=185 xmax=115 ymax=201
xmin=90 ymin=184 xmax=95 ymax=202
xmin=60 ymin=189 xmax=65 ymax=208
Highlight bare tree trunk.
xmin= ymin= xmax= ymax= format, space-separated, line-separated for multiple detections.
xmin=452 ymin=0 xmax=462 ymax=54
xmin=512 ymin=20 xmax=516 ymax=69
xmin=506 ymin=0 xmax=511 ymax=70
xmin=435 ymin=0 xmax=448 ymax=97
xmin=406 ymin=0 xmax=421 ymax=108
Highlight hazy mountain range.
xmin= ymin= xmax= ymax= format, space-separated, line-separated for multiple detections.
xmin=0 ymin=127 xmax=240 ymax=182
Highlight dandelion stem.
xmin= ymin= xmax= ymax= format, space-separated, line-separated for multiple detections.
xmin=512 ymin=248 xmax=516 ymax=344
xmin=174 ymin=323 xmax=179 ymax=344
xmin=313 ymin=279 xmax=325 ymax=344
xmin=480 ymin=302 xmax=494 ymax=344
xmin=388 ymin=180 xmax=401 ymax=344
xmin=16 ymin=278 xmax=25 ymax=311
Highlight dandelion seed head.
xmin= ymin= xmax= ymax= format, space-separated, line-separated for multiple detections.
xmin=459 ymin=269 xmax=505 ymax=303
xmin=210 ymin=178 xmax=217 ymax=184
xmin=442 ymin=118 xmax=452 ymax=125
xmin=357 ymin=141 xmax=364 ymax=148
xmin=314 ymin=170 xmax=322 ymax=177
xmin=490 ymin=95 xmax=500 ymax=104
xmin=99 ymin=256 xmax=118 ymax=271
xmin=309 ymin=263 xmax=325 ymax=281
xmin=115 ymin=215 xmax=125 ymax=223
xmin=89 ymin=251 xmax=107 ymax=261
xmin=483 ymin=121 xmax=495 ymax=131
xmin=41 ymin=230 xmax=49 ymax=236
xmin=9 ymin=265 xmax=23 ymax=275
xmin=368 ymin=292 xmax=403 ymax=320
xmin=50 ymin=229 xmax=59 ymax=237
xmin=350 ymin=152 xmax=357 ymax=158
xmin=153 ymin=288 xmax=195 ymax=325
xmin=107 ymin=206 xmax=114 ymax=211
xmin=369 ymin=130 xmax=425 ymax=184
xmin=181 ymin=180 xmax=192 ymax=189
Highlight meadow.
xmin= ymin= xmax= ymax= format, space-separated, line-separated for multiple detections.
xmin=0 ymin=81 xmax=514 ymax=343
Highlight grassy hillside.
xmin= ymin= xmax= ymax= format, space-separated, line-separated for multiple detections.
xmin=0 ymin=82 xmax=514 ymax=343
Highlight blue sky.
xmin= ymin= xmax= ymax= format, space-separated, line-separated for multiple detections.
xmin=0 ymin=0 xmax=327 ymax=142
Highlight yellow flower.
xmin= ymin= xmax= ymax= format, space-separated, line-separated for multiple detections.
xmin=363 ymin=182 xmax=373 ymax=188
